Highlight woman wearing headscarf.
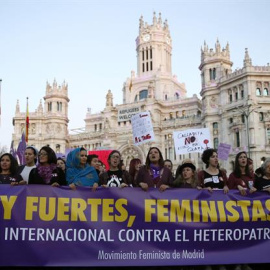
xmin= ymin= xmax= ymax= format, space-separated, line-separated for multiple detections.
xmin=66 ymin=147 xmax=99 ymax=190
xmin=137 ymin=147 xmax=173 ymax=191
xmin=28 ymin=146 xmax=66 ymax=186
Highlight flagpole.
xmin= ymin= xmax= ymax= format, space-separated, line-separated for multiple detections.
xmin=0 ymin=79 xmax=2 ymax=127
xmin=26 ymin=97 xmax=29 ymax=144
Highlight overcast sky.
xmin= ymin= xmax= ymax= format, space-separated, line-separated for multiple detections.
xmin=0 ymin=0 xmax=269 ymax=149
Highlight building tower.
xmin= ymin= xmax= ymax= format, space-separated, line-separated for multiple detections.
xmin=199 ymin=40 xmax=233 ymax=148
xmin=12 ymin=80 xmax=70 ymax=153
xmin=123 ymin=12 xmax=187 ymax=104
xmin=43 ymin=79 xmax=70 ymax=153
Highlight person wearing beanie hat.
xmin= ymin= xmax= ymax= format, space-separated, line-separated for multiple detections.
xmin=173 ymin=162 xmax=199 ymax=188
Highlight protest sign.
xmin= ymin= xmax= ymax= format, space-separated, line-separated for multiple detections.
xmin=131 ymin=111 xmax=154 ymax=145
xmin=173 ymin=128 xmax=212 ymax=154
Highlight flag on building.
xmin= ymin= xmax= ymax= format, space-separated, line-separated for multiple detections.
xmin=25 ymin=97 xmax=29 ymax=143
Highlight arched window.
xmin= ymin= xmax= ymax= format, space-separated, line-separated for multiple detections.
xmin=241 ymin=90 xmax=244 ymax=99
xmin=213 ymin=122 xmax=218 ymax=129
xmin=139 ymin=90 xmax=148 ymax=100
xmin=209 ymin=69 xmax=213 ymax=80
xmin=235 ymin=131 xmax=240 ymax=147
xmin=256 ymin=88 xmax=261 ymax=96
xmin=259 ymin=112 xmax=264 ymax=121
xmin=241 ymin=114 xmax=245 ymax=123
xmin=213 ymin=68 xmax=216 ymax=80
xmin=267 ymin=128 xmax=270 ymax=144
xmin=264 ymin=88 xmax=269 ymax=96
xmin=48 ymin=102 xmax=52 ymax=112
xmin=210 ymin=68 xmax=216 ymax=80
xmin=214 ymin=138 xmax=219 ymax=149
xmin=228 ymin=90 xmax=232 ymax=103
xmin=175 ymin=92 xmax=179 ymax=99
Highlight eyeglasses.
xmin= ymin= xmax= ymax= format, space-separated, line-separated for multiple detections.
xmin=38 ymin=153 xmax=48 ymax=157
xmin=111 ymin=155 xmax=120 ymax=159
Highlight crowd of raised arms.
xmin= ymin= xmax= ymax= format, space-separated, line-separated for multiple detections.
xmin=0 ymin=146 xmax=269 ymax=270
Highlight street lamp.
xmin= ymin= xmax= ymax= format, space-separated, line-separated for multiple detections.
xmin=233 ymin=100 xmax=261 ymax=158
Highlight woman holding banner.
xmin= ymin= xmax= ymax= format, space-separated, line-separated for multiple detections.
xmin=173 ymin=161 xmax=199 ymax=188
xmin=137 ymin=147 xmax=173 ymax=191
xmin=255 ymin=158 xmax=270 ymax=193
xmin=0 ymin=153 xmax=18 ymax=184
xmin=197 ymin=148 xmax=229 ymax=193
xmin=99 ymin=150 xmax=131 ymax=188
xmin=14 ymin=146 xmax=37 ymax=184
xmin=66 ymin=147 xmax=99 ymax=190
xmin=28 ymin=146 xmax=66 ymax=186
xmin=228 ymin=151 xmax=256 ymax=196
xmin=128 ymin=158 xmax=142 ymax=187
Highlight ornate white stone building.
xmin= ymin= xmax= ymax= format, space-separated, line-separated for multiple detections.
xmin=12 ymin=12 xmax=270 ymax=171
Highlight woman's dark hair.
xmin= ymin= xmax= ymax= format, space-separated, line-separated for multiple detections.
xmin=26 ymin=146 xmax=38 ymax=164
xmin=145 ymin=147 xmax=164 ymax=169
xmin=87 ymin=154 xmax=98 ymax=164
xmin=0 ymin=153 xmax=18 ymax=175
xmin=108 ymin=150 xmax=121 ymax=169
xmin=57 ymin=157 xmax=66 ymax=164
xmin=164 ymin=159 xmax=173 ymax=166
xmin=201 ymin=148 xmax=217 ymax=168
xmin=38 ymin=146 xmax=57 ymax=164
xmin=129 ymin=158 xmax=141 ymax=177
xmin=233 ymin=151 xmax=251 ymax=178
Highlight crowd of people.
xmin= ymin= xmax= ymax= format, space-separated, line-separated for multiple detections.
xmin=0 ymin=146 xmax=269 ymax=270
xmin=1 ymin=145 xmax=270 ymax=194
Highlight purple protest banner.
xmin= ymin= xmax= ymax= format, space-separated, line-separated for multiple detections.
xmin=0 ymin=185 xmax=270 ymax=267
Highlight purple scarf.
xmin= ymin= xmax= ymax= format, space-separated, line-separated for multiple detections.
xmin=150 ymin=164 xmax=161 ymax=179
xmin=37 ymin=163 xmax=57 ymax=184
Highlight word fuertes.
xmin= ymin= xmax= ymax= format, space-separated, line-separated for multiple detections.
xmin=1 ymin=196 xmax=270 ymax=223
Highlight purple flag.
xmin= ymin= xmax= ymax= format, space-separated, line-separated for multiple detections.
xmin=16 ymin=132 xmax=26 ymax=165
xmin=9 ymin=140 xmax=17 ymax=160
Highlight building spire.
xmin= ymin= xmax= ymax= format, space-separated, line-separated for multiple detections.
xmin=243 ymin=48 xmax=252 ymax=67
xmin=215 ymin=38 xmax=221 ymax=53
xmin=158 ymin=12 xmax=162 ymax=24
xmin=153 ymin=11 xmax=157 ymax=26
